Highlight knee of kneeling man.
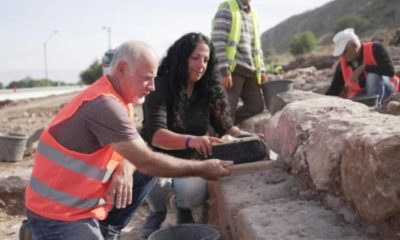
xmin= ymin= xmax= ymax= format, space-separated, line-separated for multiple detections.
xmin=366 ymin=72 xmax=382 ymax=80
xmin=178 ymin=191 xmax=207 ymax=208
xmin=175 ymin=185 xmax=207 ymax=208
xmin=179 ymin=183 xmax=207 ymax=198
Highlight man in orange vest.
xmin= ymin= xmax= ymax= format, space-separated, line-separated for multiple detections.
xmin=23 ymin=41 xmax=233 ymax=240
xmin=325 ymin=28 xmax=396 ymax=105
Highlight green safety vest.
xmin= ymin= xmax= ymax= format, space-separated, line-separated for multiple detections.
xmin=217 ymin=0 xmax=263 ymax=84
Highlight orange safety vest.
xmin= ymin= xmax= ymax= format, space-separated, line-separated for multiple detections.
xmin=393 ymin=75 xmax=400 ymax=92
xmin=340 ymin=42 xmax=399 ymax=98
xmin=25 ymin=76 xmax=131 ymax=221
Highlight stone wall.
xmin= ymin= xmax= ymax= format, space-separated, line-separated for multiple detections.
xmin=264 ymin=91 xmax=400 ymax=225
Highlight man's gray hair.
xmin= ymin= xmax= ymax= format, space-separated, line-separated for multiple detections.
xmin=109 ymin=41 xmax=153 ymax=74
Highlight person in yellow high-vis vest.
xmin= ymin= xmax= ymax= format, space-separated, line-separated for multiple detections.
xmin=211 ymin=0 xmax=268 ymax=124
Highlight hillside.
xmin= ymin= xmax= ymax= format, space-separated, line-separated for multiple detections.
xmin=261 ymin=0 xmax=400 ymax=55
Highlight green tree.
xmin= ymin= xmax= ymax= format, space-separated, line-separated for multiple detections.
xmin=80 ymin=60 xmax=102 ymax=85
xmin=290 ymin=31 xmax=317 ymax=56
xmin=6 ymin=76 xmax=61 ymax=89
xmin=0 ymin=82 xmax=3 ymax=89
xmin=335 ymin=16 xmax=369 ymax=33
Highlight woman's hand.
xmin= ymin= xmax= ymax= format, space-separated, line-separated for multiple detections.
xmin=188 ymin=136 xmax=222 ymax=158
xmin=225 ymin=126 xmax=253 ymax=138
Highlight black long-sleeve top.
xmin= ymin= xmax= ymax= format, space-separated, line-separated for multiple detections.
xmin=140 ymin=75 xmax=233 ymax=158
xmin=325 ymin=42 xmax=395 ymax=96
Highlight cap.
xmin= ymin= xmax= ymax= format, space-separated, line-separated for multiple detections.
xmin=332 ymin=28 xmax=359 ymax=57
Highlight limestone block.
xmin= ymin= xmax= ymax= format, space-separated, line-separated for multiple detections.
xmin=264 ymin=108 xmax=309 ymax=165
xmin=265 ymin=91 xmax=400 ymax=222
xmin=235 ymin=200 xmax=368 ymax=240
xmin=269 ymin=90 xmax=326 ymax=115
xmin=238 ymin=110 xmax=271 ymax=134
xmin=341 ymin=114 xmax=400 ymax=221
xmin=307 ymin=118 xmax=352 ymax=191
xmin=305 ymin=107 xmax=376 ymax=191
xmin=379 ymin=93 xmax=400 ymax=116
xmin=265 ymin=96 xmax=369 ymax=171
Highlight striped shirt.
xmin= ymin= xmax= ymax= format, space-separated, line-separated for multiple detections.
xmin=211 ymin=0 xmax=265 ymax=74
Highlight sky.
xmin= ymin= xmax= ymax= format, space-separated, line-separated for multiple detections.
xmin=0 ymin=0 xmax=332 ymax=85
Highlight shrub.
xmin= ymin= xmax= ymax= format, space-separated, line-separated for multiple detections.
xmin=80 ymin=60 xmax=102 ymax=85
xmin=290 ymin=31 xmax=317 ymax=56
xmin=6 ymin=76 xmax=60 ymax=89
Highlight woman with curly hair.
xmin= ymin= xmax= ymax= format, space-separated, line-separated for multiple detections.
xmin=140 ymin=32 xmax=243 ymax=237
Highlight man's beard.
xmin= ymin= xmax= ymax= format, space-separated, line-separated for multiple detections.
xmin=133 ymin=96 xmax=145 ymax=105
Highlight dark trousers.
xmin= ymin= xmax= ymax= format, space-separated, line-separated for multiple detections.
xmin=227 ymin=65 xmax=264 ymax=124
xmin=23 ymin=171 xmax=156 ymax=240
xmin=99 ymin=171 xmax=156 ymax=240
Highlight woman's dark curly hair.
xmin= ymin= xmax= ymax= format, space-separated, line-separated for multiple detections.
xmin=158 ymin=32 xmax=232 ymax=129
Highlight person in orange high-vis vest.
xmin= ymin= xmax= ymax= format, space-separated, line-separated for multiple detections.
xmin=326 ymin=28 xmax=396 ymax=105
xmin=23 ymin=41 xmax=234 ymax=240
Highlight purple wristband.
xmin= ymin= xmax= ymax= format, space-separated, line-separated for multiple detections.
xmin=185 ymin=135 xmax=194 ymax=149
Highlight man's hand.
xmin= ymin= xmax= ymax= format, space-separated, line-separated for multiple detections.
xmin=108 ymin=160 xmax=135 ymax=209
xmin=198 ymin=159 xmax=233 ymax=180
xmin=261 ymin=73 xmax=269 ymax=84
xmin=222 ymin=74 xmax=233 ymax=89
xmin=188 ymin=136 xmax=222 ymax=158
xmin=351 ymin=64 xmax=366 ymax=83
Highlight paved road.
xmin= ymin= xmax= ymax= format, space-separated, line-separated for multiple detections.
xmin=0 ymin=92 xmax=79 ymax=116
